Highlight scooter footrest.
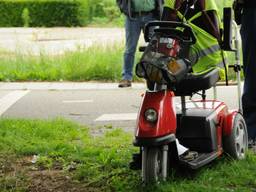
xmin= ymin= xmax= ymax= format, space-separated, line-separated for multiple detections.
xmin=179 ymin=151 xmax=219 ymax=169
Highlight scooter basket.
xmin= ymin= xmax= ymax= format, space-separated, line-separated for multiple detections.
xmin=136 ymin=33 xmax=192 ymax=85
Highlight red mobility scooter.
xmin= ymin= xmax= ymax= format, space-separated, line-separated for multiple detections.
xmin=130 ymin=4 xmax=248 ymax=184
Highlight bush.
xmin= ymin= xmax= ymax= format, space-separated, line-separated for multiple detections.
xmin=89 ymin=0 xmax=121 ymax=22
xmin=0 ymin=0 xmax=89 ymax=27
xmin=21 ymin=7 xmax=30 ymax=27
xmin=0 ymin=0 xmax=121 ymax=27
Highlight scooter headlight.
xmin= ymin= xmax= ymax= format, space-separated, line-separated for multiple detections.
xmin=144 ymin=109 xmax=158 ymax=123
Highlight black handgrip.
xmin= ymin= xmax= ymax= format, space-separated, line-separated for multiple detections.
xmin=144 ymin=21 xmax=196 ymax=44
xmin=222 ymin=8 xmax=234 ymax=51
xmin=154 ymin=28 xmax=194 ymax=43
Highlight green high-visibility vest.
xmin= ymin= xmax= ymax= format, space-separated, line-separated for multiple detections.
xmin=215 ymin=0 xmax=233 ymax=20
xmin=164 ymin=0 xmax=227 ymax=78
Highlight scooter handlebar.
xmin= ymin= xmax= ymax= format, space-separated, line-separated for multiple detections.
xmin=144 ymin=21 xmax=196 ymax=44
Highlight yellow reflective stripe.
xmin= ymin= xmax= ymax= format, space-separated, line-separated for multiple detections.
xmin=188 ymin=12 xmax=202 ymax=22
xmin=191 ymin=67 xmax=216 ymax=75
xmin=177 ymin=11 xmax=183 ymax=19
xmin=193 ymin=44 xmax=221 ymax=59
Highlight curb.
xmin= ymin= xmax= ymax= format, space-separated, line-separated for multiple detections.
xmin=0 ymin=81 xmax=242 ymax=91
xmin=0 ymin=82 xmax=146 ymax=90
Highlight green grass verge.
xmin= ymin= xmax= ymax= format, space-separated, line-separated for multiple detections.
xmin=0 ymin=118 xmax=140 ymax=191
xmin=0 ymin=44 xmax=241 ymax=82
xmin=0 ymin=118 xmax=256 ymax=191
xmin=0 ymin=44 xmax=141 ymax=82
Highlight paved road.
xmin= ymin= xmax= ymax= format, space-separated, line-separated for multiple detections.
xmin=0 ymin=82 xmax=242 ymax=133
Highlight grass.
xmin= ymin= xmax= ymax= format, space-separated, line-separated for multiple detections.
xmin=0 ymin=118 xmax=256 ymax=191
xmin=0 ymin=44 xmax=138 ymax=82
xmin=0 ymin=118 xmax=139 ymax=191
xmin=0 ymin=43 xmax=242 ymax=83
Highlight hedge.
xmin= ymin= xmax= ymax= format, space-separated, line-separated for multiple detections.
xmin=0 ymin=0 xmax=90 ymax=27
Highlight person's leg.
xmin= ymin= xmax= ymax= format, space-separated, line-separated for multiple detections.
xmin=241 ymin=9 xmax=256 ymax=141
xmin=122 ymin=17 xmax=142 ymax=82
xmin=139 ymin=13 xmax=157 ymax=90
xmin=140 ymin=13 xmax=156 ymax=37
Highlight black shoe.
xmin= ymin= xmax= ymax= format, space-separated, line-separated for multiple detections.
xmin=248 ymin=139 xmax=256 ymax=153
xmin=118 ymin=80 xmax=132 ymax=88
xmin=129 ymin=153 xmax=141 ymax=170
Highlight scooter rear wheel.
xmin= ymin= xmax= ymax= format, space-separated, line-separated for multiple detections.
xmin=144 ymin=147 xmax=163 ymax=184
xmin=224 ymin=113 xmax=248 ymax=159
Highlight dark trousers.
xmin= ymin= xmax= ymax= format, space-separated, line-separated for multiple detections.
xmin=122 ymin=13 xmax=155 ymax=81
xmin=240 ymin=8 xmax=256 ymax=140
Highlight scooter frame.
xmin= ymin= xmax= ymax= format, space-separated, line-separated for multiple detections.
xmin=131 ymin=8 xmax=248 ymax=183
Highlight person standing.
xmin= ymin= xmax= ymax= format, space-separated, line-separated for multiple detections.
xmin=234 ymin=0 xmax=256 ymax=147
xmin=117 ymin=0 xmax=164 ymax=88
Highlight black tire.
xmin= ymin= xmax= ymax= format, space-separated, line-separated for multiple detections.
xmin=144 ymin=147 xmax=162 ymax=184
xmin=223 ymin=113 xmax=248 ymax=159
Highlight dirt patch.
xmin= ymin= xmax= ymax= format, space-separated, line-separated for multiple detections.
xmin=27 ymin=170 xmax=98 ymax=192
xmin=0 ymin=155 xmax=101 ymax=192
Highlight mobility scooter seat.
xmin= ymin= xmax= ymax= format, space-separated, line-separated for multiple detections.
xmin=174 ymin=68 xmax=220 ymax=96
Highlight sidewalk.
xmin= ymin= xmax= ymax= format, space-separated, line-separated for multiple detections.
xmin=0 ymin=82 xmax=146 ymax=90
xmin=0 ymin=27 xmax=129 ymax=55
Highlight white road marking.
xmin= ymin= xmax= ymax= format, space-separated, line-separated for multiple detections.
xmin=95 ymin=113 xmax=137 ymax=121
xmin=62 ymin=100 xmax=93 ymax=103
xmin=0 ymin=90 xmax=30 ymax=116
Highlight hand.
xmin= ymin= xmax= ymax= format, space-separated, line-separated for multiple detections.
xmin=185 ymin=0 xmax=197 ymax=7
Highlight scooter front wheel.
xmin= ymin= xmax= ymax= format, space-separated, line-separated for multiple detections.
xmin=144 ymin=147 xmax=165 ymax=184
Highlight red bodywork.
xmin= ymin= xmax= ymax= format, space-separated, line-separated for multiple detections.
xmin=224 ymin=110 xmax=238 ymax=136
xmin=158 ymin=38 xmax=180 ymax=57
xmin=135 ymin=90 xmax=237 ymax=152
xmin=135 ymin=90 xmax=177 ymax=138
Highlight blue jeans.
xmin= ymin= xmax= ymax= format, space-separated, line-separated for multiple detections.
xmin=240 ymin=8 xmax=256 ymax=140
xmin=122 ymin=13 xmax=155 ymax=81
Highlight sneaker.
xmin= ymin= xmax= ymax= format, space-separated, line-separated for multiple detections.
xmin=248 ymin=139 xmax=255 ymax=148
xmin=180 ymin=151 xmax=198 ymax=161
xmin=118 ymin=80 xmax=132 ymax=88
